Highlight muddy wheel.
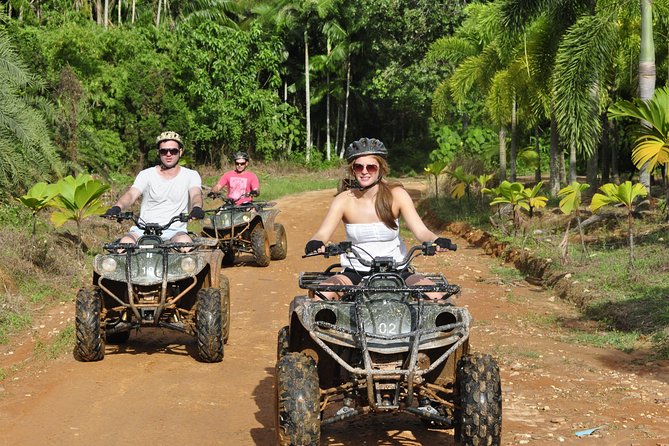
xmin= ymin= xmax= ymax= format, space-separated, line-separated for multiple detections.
xmin=277 ymin=325 xmax=289 ymax=360
xmin=220 ymin=273 xmax=231 ymax=344
xmin=270 ymin=223 xmax=288 ymax=260
xmin=454 ymin=353 xmax=502 ymax=446
xmin=276 ymin=352 xmax=320 ymax=446
xmin=196 ymin=288 xmax=223 ymax=362
xmin=251 ymin=224 xmax=271 ymax=267
xmin=74 ymin=286 xmax=104 ymax=362
xmin=105 ymin=330 xmax=130 ymax=344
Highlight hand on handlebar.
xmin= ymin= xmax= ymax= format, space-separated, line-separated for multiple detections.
xmin=304 ymin=239 xmax=325 ymax=255
xmin=433 ymin=237 xmax=457 ymax=251
xmin=102 ymin=205 xmax=121 ymax=218
xmin=189 ymin=206 xmax=205 ymax=220
xmin=207 ymin=191 xmax=219 ymax=199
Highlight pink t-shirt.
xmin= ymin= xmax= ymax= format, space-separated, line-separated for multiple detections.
xmin=216 ymin=170 xmax=260 ymax=203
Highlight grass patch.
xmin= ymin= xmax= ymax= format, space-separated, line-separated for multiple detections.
xmin=425 ymin=191 xmax=669 ymax=359
xmin=566 ymin=329 xmax=640 ymax=353
xmin=34 ymin=323 xmax=74 ymax=360
xmin=489 ymin=263 xmax=525 ymax=283
xmin=0 ymin=311 xmax=32 ymax=344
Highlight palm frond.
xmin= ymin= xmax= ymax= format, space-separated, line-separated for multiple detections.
xmin=553 ymin=14 xmax=617 ymax=157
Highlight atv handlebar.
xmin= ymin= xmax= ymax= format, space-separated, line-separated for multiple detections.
xmin=303 ymin=241 xmax=456 ymax=272
xmin=205 ymin=190 xmax=274 ymax=213
xmin=101 ymin=212 xmax=189 ymax=236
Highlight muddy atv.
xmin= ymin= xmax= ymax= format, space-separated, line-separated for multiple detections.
xmin=200 ymin=191 xmax=287 ymax=267
xmin=275 ymin=241 xmax=502 ymax=446
xmin=74 ymin=212 xmax=230 ymax=363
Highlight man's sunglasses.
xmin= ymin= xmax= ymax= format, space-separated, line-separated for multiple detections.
xmin=159 ymin=148 xmax=180 ymax=156
xmin=352 ymin=163 xmax=379 ymax=174
xmin=235 ymin=161 xmax=247 ymax=166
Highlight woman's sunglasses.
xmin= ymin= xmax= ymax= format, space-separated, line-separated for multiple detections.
xmin=159 ymin=148 xmax=180 ymax=156
xmin=352 ymin=163 xmax=379 ymax=174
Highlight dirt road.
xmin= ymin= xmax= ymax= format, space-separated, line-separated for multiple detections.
xmin=1 ymin=185 xmax=668 ymax=446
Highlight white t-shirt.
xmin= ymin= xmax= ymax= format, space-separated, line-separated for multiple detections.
xmin=132 ymin=166 xmax=202 ymax=231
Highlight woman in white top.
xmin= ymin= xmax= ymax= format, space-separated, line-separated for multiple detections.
xmin=305 ymin=137 xmax=454 ymax=299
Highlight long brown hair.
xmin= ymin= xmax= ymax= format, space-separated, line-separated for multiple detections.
xmin=344 ymin=155 xmax=403 ymax=230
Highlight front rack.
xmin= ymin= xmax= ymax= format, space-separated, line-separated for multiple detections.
xmin=298 ymin=271 xmax=461 ymax=297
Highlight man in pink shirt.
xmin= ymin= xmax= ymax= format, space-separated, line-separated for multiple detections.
xmin=211 ymin=151 xmax=260 ymax=204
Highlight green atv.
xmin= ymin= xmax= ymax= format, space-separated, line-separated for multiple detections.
xmin=74 ymin=212 xmax=230 ymax=363
xmin=201 ymin=191 xmax=287 ymax=267
xmin=275 ymin=241 xmax=502 ymax=445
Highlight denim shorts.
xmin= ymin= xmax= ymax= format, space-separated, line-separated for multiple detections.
xmin=129 ymin=226 xmax=187 ymax=241
xmin=341 ymin=268 xmax=413 ymax=285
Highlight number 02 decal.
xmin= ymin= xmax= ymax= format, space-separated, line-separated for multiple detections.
xmin=377 ymin=322 xmax=397 ymax=334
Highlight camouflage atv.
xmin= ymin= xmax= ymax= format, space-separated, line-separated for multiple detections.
xmin=275 ymin=241 xmax=502 ymax=446
xmin=201 ymin=191 xmax=287 ymax=267
xmin=74 ymin=212 xmax=230 ymax=363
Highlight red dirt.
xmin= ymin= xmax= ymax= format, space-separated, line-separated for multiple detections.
xmin=1 ymin=184 xmax=668 ymax=446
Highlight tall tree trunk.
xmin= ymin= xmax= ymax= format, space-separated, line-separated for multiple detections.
xmin=118 ymin=0 xmax=121 ymax=25
xmin=96 ymin=0 xmax=103 ymax=25
xmin=104 ymin=0 xmax=108 ymax=30
xmin=325 ymin=38 xmax=331 ymax=161
xmin=586 ymin=143 xmax=598 ymax=188
xmin=638 ymin=0 xmax=656 ymax=190
xmin=534 ymin=126 xmax=541 ymax=183
xmin=340 ymin=60 xmax=351 ymax=159
xmin=132 ymin=0 xmax=136 ymax=24
xmin=156 ymin=0 xmax=162 ymax=27
xmin=304 ymin=31 xmax=312 ymax=162
xmin=498 ymin=126 xmax=507 ymax=182
xmin=335 ymin=105 xmax=341 ymax=156
xmin=569 ymin=142 xmax=577 ymax=183
xmin=601 ymin=114 xmax=611 ymax=183
xmin=549 ymin=107 xmax=560 ymax=196
xmin=509 ymin=98 xmax=517 ymax=181
xmin=611 ymin=122 xmax=620 ymax=183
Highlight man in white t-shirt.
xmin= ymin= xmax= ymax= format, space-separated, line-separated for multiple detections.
xmin=103 ymin=131 xmax=204 ymax=243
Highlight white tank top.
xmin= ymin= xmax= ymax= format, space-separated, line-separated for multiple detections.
xmin=341 ymin=220 xmax=406 ymax=272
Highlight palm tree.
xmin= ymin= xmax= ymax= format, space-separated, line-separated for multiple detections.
xmin=637 ymin=0 xmax=656 ymax=189
xmin=609 ymin=86 xmax=669 ymax=211
xmin=0 ymin=29 xmax=62 ymax=194
xmin=253 ymin=0 xmax=336 ymax=162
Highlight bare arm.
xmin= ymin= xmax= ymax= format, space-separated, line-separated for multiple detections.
xmin=189 ymin=186 xmax=203 ymax=209
xmin=310 ymin=194 xmax=347 ymax=244
xmin=114 ymin=187 xmax=141 ymax=211
xmin=394 ymin=188 xmax=439 ymax=242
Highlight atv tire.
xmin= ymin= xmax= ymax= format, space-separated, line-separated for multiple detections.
xmin=220 ymin=273 xmax=231 ymax=344
xmin=270 ymin=223 xmax=288 ymax=260
xmin=74 ymin=286 xmax=104 ymax=362
xmin=276 ymin=352 xmax=320 ymax=446
xmin=196 ymin=288 xmax=224 ymax=363
xmin=277 ymin=325 xmax=289 ymax=360
xmin=251 ymin=224 xmax=271 ymax=267
xmin=454 ymin=353 xmax=502 ymax=446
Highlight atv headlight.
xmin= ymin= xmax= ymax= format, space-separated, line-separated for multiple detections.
xmin=101 ymin=257 xmax=118 ymax=273
xmin=180 ymin=256 xmax=196 ymax=273
xmin=242 ymin=214 xmax=251 ymax=222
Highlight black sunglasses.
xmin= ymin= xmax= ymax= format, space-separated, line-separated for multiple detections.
xmin=235 ymin=161 xmax=247 ymax=166
xmin=159 ymin=148 xmax=180 ymax=156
